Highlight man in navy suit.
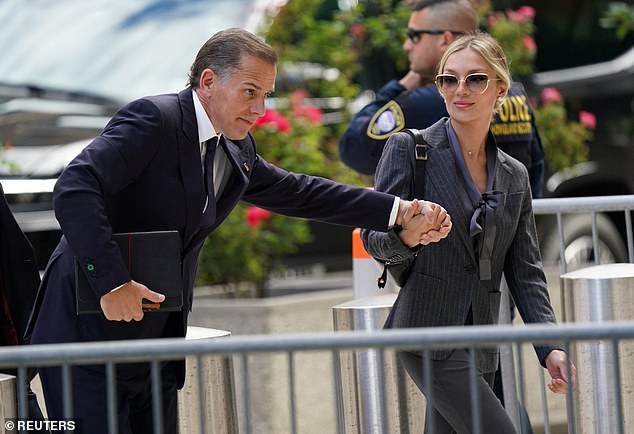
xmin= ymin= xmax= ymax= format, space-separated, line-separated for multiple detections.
xmin=27 ymin=28 xmax=451 ymax=433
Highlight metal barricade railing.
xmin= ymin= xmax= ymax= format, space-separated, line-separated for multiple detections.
xmin=532 ymin=195 xmax=634 ymax=433
xmin=1 ymin=322 xmax=634 ymax=434
xmin=532 ymin=194 xmax=634 ymax=271
xmin=3 ymin=195 xmax=634 ymax=433
xmin=337 ymin=194 xmax=634 ymax=434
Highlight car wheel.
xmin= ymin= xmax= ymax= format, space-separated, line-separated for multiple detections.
xmin=540 ymin=213 xmax=628 ymax=270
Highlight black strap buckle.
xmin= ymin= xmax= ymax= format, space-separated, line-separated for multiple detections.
xmin=415 ymin=143 xmax=428 ymax=161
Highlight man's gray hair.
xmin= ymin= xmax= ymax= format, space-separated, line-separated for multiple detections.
xmin=187 ymin=28 xmax=278 ymax=88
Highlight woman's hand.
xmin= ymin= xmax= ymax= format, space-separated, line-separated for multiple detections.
xmin=399 ymin=200 xmax=452 ymax=247
xmin=545 ymin=350 xmax=577 ymax=394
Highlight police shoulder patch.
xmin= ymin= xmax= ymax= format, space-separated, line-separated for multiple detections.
xmin=366 ymin=100 xmax=405 ymax=139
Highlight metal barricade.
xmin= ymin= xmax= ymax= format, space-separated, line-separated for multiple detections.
xmin=4 ymin=195 xmax=634 ymax=433
xmin=3 ymin=322 xmax=634 ymax=434
xmin=561 ymin=263 xmax=634 ymax=434
xmin=335 ymin=195 xmax=634 ymax=434
xmin=14 ymin=327 xmax=237 ymax=434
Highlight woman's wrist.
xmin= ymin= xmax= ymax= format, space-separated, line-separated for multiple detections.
xmin=397 ymin=226 xmax=422 ymax=248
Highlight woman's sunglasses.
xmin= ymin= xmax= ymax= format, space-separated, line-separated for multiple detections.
xmin=435 ymin=73 xmax=499 ymax=94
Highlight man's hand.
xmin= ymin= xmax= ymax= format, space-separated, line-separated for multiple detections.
xmin=396 ymin=198 xmax=416 ymax=227
xmin=396 ymin=199 xmax=435 ymax=227
xmin=399 ymin=71 xmax=424 ymax=90
xmin=545 ymin=349 xmax=577 ymax=394
xmin=397 ymin=199 xmax=452 ymax=247
xmin=100 ymin=280 xmax=165 ymax=322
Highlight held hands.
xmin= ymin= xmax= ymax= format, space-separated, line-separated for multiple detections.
xmin=100 ymin=280 xmax=165 ymax=322
xmin=396 ymin=199 xmax=452 ymax=247
xmin=545 ymin=350 xmax=577 ymax=394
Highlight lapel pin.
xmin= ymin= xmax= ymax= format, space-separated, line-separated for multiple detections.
xmin=243 ymin=162 xmax=249 ymax=173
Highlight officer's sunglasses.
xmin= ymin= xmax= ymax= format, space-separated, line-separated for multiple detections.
xmin=406 ymin=28 xmax=466 ymax=44
xmin=435 ymin=73 xmax=499 ymax=95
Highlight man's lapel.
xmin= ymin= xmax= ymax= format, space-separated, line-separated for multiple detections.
xmin=211 ymin=136 xmax=251 ymax=225
xmin=176 ymin=88 xmax=207 ymax=249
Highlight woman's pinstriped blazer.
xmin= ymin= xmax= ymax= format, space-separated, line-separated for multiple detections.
xmin=361 ymin=117 xmax=559 ymax=373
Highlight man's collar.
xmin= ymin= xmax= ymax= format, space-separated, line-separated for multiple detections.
xmin=192 ymin=88 xmax=219 ymax=143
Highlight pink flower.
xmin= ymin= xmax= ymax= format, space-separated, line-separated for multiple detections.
xmin=579 ymin=111 xmax=597 ymax=129
xmin=253 ymin=109 xmax=291 ymax=134
xmin=350 ymin=23 xmax=365 ymax=38
xmin=293 ymin=105 xmax=323 ymax=124
xmin=289 ymin=88 xmax=308 ymax=106
xmin=517 ymin=6 xmax=536 ymax=19
xmin=508 ymin=6 xmax=535 ymax=23
xmin=541 ymin=87 xmax=562 ymax=104
xmin=246 ymin=206 xmax=272 ymax=228
xmin=522 ymin=35 xmax=537 ymax=52
xmin=507 ymin=11 xmax=527 ymax=23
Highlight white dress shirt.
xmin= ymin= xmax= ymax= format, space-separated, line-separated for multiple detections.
xmin=192 ymin=89 xmax=230 ymax=199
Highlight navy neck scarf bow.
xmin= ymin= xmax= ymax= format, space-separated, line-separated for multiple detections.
xmin=447 ymin=122 xmax=505 ymax=280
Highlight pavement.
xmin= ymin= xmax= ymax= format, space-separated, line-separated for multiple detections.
xmin=265 ymin=269 xmax=354 ymax=296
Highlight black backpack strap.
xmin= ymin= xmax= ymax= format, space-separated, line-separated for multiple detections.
xmin=402 ymin=128 xmax=428 ymax=198
xmin=376 ymin=128 xmax=429 ymax=289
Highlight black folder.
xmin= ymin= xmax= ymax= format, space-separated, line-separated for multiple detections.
xmin=75 ymin=230 xmax=183 ymax=314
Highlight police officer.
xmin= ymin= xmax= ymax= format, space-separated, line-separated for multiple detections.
xmin=339 ymin=0 xmax=544 ymax=197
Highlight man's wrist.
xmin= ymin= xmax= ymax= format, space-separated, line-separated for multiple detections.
xmin=389 ymin=196 xmax=401 ymax=228
xmin=109 ymin=281 xmax=130 ymax=293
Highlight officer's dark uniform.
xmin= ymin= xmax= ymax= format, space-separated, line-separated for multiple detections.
xmin=339 ymin=80 xmax=545 ymax=197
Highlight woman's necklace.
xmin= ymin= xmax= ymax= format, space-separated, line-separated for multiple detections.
xmin=465 ymin=143 xmax=484 ymax=157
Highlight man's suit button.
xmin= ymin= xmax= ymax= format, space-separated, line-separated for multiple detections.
xmin=83 ymin=259 xmax=97 ymax=275
xmin=465 ymin=264 xmax=477 ymax=274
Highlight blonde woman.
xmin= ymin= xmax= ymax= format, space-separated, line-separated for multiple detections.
xmin=362 ymin=33 xmax=576 ymax=433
